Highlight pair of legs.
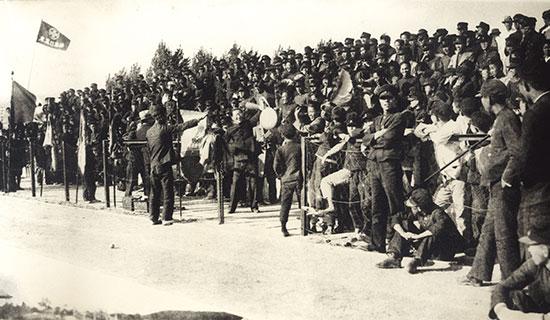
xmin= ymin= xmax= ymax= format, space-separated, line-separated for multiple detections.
xmin=125 ymin=158 xmax=150 ymax=197
xmin=279 ymin=181 xmax=301 ymax=236
xmin=434 ymin=179 xmax=467 ymax=237
xmin=229 ymin=166 xmax=259 ymax=213
xmin=369 ymin=160 xmax=405 ymax=252
xmin=149 ymin=165 xmax=175 ymax=223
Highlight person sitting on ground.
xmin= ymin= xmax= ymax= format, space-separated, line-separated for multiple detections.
xmin=488 ymin=225 xmax=550 ymax=320
xmin=376 ymin=188 xmax=465 ymax=274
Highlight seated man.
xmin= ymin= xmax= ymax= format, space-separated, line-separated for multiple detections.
xmin=376 ymin=188 xmax=465 ymax=274
xmin=489 ymin=226 xmax=550 ymax=320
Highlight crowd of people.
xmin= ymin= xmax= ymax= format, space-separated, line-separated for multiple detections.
xmin=1 ymin=8 xmax=550 ymax=320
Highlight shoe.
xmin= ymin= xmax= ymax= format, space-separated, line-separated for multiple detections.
xmin=407 ymin=258 xmax=421 ymax=274
xmin=282 ymin=227 xmax=290 ymax=237
xmin=366 ymin=243 xmax=386 ymax=253
xmin=152 ymin=220 xmax=162 ymax=225
xmin=457 ymin=275 xmax=482 ymax=287
xmin=376 ymin=257 xmax=402 ymax=269
xmin=251 ymin=208 xmax=260 ymax=213
xmin=163 ymin=220 xmax=174 ymax=226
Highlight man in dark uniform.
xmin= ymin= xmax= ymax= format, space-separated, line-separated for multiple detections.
xmin=124 ymin=110 xmax=153 ymax=198
xmin=146 ymin=104 xmax=201 ymax=225
xmin=225 ymin=107 xmax=260 ymax=213
xmin=363 ymin=85 xmax=406 ymax=253
xmin=83 ymin=117 xmax=101 ymax=203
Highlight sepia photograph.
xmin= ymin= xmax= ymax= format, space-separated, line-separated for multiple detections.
xmin=0 ymin=0 xmax=549 ymax=319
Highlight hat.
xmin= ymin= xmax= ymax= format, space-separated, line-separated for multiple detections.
xmin=519 ymin=226 xmax=550 ymax=246
xmin=513 ymin=14 xmax=526 ymax=23
xmin=476 ymin=21 xmax=490 ymax=31
xmin=502 ymin=16 xmax=513 ymax=23
xmin=417 ymin=28 xmax=428 ymax=35
xmin=405 ymin=188 xmax=433 ymax=209
xmin=433 ymin=28 xmax=448 ymax=37
xmin=480 ymin=79 xmax=507 ymax=98
xmin=490 ymin=28 xmax=501 ymax=36
xmin=544 ymin=10 xmax=550 ymax=20
xmin=346 ymin=112 xmax=361 ymax=127
xmin=457 ymin=22 xmax=468 ymax=30
xmin=345 ymin=37 xmax=354 ymax=44
xmin=361 ymin=32 xmax=371 ymax=39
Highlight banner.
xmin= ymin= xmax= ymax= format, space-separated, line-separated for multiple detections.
xmin=11 ymin=81 xmax=36 ymax=125
xmin=179 ymin=110 xmax=208 ymax=157
xmin=77 ymin=110 xmax=87 ymax=175
xmin=36 ymin=20 xmax=70 ymax=50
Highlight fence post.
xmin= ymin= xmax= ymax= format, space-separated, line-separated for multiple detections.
xmin=29 ymin=139 xmax=36 ymax=197
xmin=62 ymin=141 xmax=70 ymax=201
xmin=102 ymin=140 xmax=110 ymax=208
xmin=1 ymin=140 xmax=6 ymax=193
xmin=300 ymin=136 xmax=308 ymax=236
xmin=216 ymin=169 xmax=224 ymax=224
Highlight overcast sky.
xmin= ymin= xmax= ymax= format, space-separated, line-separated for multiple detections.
xmin=0 ymin=0 xmax=548 ymax=107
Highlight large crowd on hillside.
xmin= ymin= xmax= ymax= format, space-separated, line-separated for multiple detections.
xmin=1 ymin=9 xmax=550 ymax=320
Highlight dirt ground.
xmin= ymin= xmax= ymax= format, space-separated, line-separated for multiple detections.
xmin=0 ymin=189 xmax=498 ymax=320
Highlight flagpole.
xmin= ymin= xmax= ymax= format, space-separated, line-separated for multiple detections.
xmin=27 ymin=43 xmax=37 ymax=89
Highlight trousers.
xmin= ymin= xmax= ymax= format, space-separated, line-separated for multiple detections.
xmin=149 ymin=165 xmax=174 ymax=222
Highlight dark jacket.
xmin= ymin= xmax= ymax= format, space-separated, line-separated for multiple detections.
xmin=363 ymin=111 xmax=406 ymax=162
xmin=146 ymin=119 xmax=199 ymax=172
xmin=273 ymin=139 xmax=302 ymax=184
xmin=507 ymin=92 xmax=550 ymax=187
xmin=481 ymin=107 xmax=521 ymax=186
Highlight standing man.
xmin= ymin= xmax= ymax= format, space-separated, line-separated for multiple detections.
xmin=146 ymin=104 xmax=201 ymax=225
xmin=461 ymin=80 xmax=522 ymax=286
xmin=363 ymin=85 xmax=406 ymax=253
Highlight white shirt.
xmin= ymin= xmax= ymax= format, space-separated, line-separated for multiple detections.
xmin=429 ymin=120 xmax=465 ymax=180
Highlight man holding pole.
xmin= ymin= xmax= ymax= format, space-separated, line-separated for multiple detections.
xmin=146 ymin=104 xmax=201 ymax=226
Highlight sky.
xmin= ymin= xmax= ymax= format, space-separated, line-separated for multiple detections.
xmin=0 ymin=0 xmax=548 ymax=110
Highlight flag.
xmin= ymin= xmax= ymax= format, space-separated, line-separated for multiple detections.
xmin=36 ymin=20 xmax=70 ymax=50
xmin=179 ymin=110 xmax=208 ymax=157
xmin=43 ymin=116 xmax=53 ymax=147
xmin=77 ymin=110 xmax=87 ymax=175
xmin=11 ymin=81 xmax=36 ymax=125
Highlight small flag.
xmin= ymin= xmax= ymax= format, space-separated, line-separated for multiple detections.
xmin=36 ymin=20 xmax=70 ymax=50
xmin=11 ymin=81 xmax=36 ymax=124
xmin=77 ymin=110 xmax=87 ymax=175
xmin=43 ymin=115 xmax=53 ymax=147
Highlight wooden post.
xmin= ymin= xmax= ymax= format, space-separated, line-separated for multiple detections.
xmin=75 ymin=172 xmax=79 ymax=204
xmin=1 ymin=140 xmax=6 ymax=193
xmin=216 ymin=169 xmax=224 ymax=224
xmin=300 ymin=136 xmax=308 ymax=236
xmin=112 ymin=170 xmax=116 ymax=208
xmin=28 ymin=139 xmax=36 ymax=197
xmin=102 ymin=140 xmax=110 ymax=208
xmin=62 ymin=141 xmax=69 ymax=201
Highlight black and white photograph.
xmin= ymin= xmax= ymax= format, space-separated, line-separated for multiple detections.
xmin=0 ymin=0 xmax=549 ymax=319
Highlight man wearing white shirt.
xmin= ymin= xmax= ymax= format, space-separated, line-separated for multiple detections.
xmin=415 ymin=101 xmax=467 ymax=236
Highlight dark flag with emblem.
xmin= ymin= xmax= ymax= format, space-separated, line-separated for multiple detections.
xmin=11 ymin=81 xmax=36 ymax=125
xmin=36 ymin=20 xmax=70 ymax=50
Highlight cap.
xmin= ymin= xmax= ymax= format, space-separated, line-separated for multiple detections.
xmin=519 ymin=226 xmax=550 ymax=246
xmin=544 ymin=10 xmax=550 ymax=20
xmin=513 ymin=14 xmax=526 ymax=23
xmin=361 ymin=32 xmax=371 ymax=39
xmin=476 ymin=21 xmax=490 ymax=31
xmin=457 ymin=22 xmax=468 ymax=30
xmin=405 ymin=188 xmax=433 ymax=209
xmin=490 ymin=28 xmax=501 ymax=36
xmin=480 ymin=79 xmax=507 ymax=97
xmin=375 ymin=84 xmax=397 ymax=98
xmin=502 ymin=16 xmax=513 ymax=23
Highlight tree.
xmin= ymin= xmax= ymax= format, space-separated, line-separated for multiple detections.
xmin=192 ymin=47 xmax=213 ymax=71
xmin=127 ymin=63 xmax=141 ymax=82
xmin=148 ymin=41 xmax=172 ymax=80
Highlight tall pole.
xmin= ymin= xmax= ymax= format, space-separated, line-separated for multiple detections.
xmin=102 ymin=139 xmax=110 ymax=208
xmin=29 ymin=138 xmax=36 ymax=197
xmin=62 ymin=140 xmax=69 ymax=201
xmin=1 ymin=139 xmax=6 ymax=193
xmin=216 ymin=169 xmax=224 ymax=224
xmin=7 ymin=72 xmax=14 ymax=193
xmin=300 ymin=136 xmax=308 ymax=236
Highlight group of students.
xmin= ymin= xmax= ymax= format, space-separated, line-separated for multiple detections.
xmin=13 ymin=8 xmax=550 ymax=319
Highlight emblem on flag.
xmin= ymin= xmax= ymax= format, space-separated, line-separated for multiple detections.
xmin=36 ymin=20 xmax=70 ymax=50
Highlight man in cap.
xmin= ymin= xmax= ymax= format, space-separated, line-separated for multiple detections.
xmin=360 ymin=32 xmax=371 ymax=45
xmin=376 ymin=188 xmax=464 ymax=273
xmin=124 ymin=110 xmax=154 ymax=199
xmin=520 ymin=16 xmax=546 ymax=64
xmin=449 ymin=36 xmax=475 ymax=69
xmin=457 ymin=22 xmax=469 ymax=36
xmin=476 ymin=22 xmax=490 ymax=39
xmin=82 ymin=116 xmax=101 ymax=203
xmin=541 ymin=10 xmax=550 ymax=40
xmin=146 ymin=104 xmax=202 ymax=225
xmin=488 ymin=225 xmax=550 ymax=319
xmin=476 ymin=34 xmax=501 ymax=70
xmin=460 ymin=79 xmax=522 ymax=286
xmin=362 ymin=85 xmax=406 ymax=252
